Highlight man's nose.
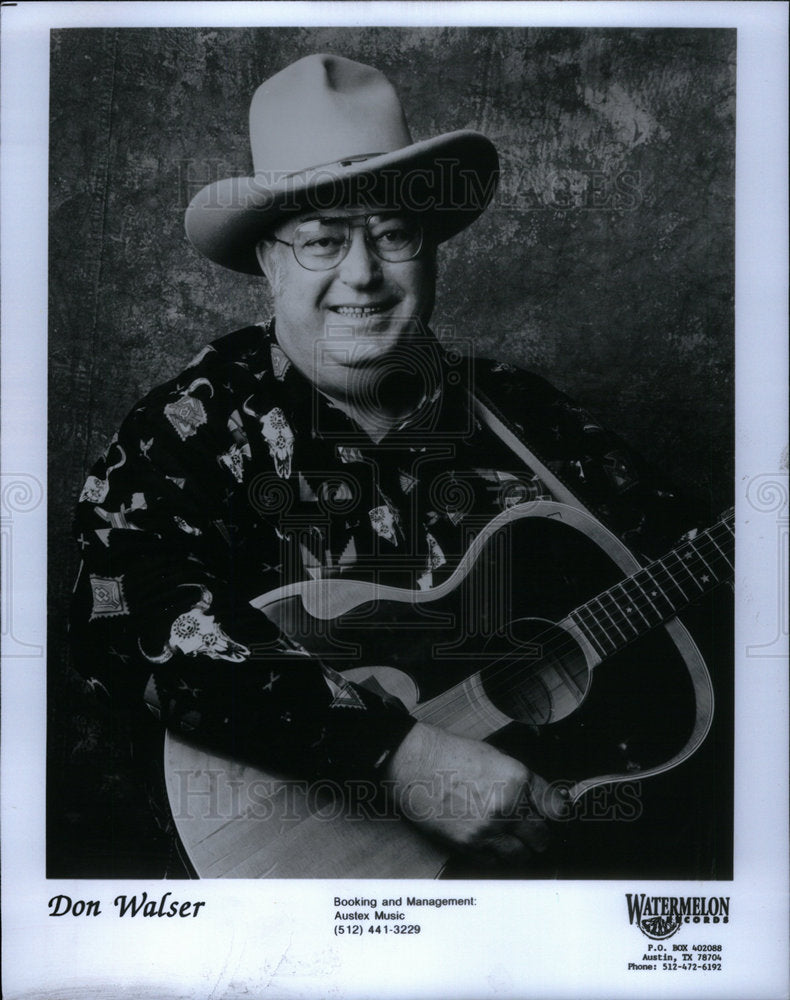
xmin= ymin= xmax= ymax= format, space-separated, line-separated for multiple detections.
xmin=337 ymin=228 xmax=381 ymax=287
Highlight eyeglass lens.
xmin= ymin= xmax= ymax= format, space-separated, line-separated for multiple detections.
xmin=292 ymin=215 xmax=422 ymax=270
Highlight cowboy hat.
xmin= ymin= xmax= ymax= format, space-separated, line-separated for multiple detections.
xmin=184 ymin=53 xmax=499 ymax=275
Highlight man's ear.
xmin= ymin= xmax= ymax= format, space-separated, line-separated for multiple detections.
xmin=255 ymin=238 xmax=276 ymax=283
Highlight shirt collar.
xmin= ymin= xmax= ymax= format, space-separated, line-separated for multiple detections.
xmin=262 ymin=318 xmax=457 ymax=445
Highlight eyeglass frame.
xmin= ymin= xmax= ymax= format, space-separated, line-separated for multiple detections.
xmin=266 ymin=213 xmax=425 ymax=271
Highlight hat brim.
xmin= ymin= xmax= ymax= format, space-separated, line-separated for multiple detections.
xmin=184 ymin=130 xmax=499 ymax=275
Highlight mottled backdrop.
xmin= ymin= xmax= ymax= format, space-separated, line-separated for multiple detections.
xmin=48 ymin=27 xmax=735 ymax=875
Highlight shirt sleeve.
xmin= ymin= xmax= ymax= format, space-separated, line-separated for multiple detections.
xmin=70 ymin=354 xmax=414 ymax=781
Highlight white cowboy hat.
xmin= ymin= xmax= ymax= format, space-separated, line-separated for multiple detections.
xmin=184 ymin=53 xmax=499 ymax=275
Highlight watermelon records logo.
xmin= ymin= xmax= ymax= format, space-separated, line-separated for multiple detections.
xmin=626 ymin=894 xmax=730 ymax=940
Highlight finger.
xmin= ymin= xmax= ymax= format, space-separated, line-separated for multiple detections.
xmin=525 ymin=773 xmax=574 ymax=822
xmin=538 ymin=784 xmax=573 ymax=823
xmin=512 ymin=816 xmax=551 ymax=853
xmin=479 ymin=832 xmax=537 ymax=864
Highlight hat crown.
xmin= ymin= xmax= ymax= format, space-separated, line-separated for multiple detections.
xmin=250 ymin=54 xmax=413 ymax=176
xmin=185 ymin=53 xmax=499 ymax=274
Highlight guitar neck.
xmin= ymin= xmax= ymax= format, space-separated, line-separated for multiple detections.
xmin=569 ymin=513 xmax=734 ymax=660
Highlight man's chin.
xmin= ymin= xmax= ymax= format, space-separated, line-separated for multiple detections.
xmin=321 ymin=321 xmax=417 ymax=366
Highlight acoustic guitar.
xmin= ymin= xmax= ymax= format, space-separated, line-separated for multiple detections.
xmin=165 ymin=500 xmax=733 ymax=878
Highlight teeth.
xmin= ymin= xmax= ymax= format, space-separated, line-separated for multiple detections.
xmin=332 ymin=305 xmax=386 ymax=317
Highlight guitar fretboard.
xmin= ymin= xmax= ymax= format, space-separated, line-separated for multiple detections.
xmin=570 ymin=513 xmax=734 ymax=659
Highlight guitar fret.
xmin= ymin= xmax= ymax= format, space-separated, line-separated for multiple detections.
xmin=587 ymin=597 xmax=626 ymax=644
xmin=676 ymin=532 xmax=727 ymax=589
xmin=628 ymin=576 xmax=661 ymax=616
xmin=612 ymin=587 xmax=646 ymax=636
xmin=611 ymin=580 xmax=655 ymax=629
xmin=631 ymin=570 xmax=676 ymax=619
xmin=707 ymin=531 xmax=734 ymax=572
xmin=587 ymin=514 xmax=735 ymax=645
xmin=691 ymin=543 xmax=716 ymax=577
xmin=595 ymin=593 xmax=638 ymax=642
xmin=666 ymin=550 xmax=706 ymax=595
xmin=652 ymin=555 xmax=695 ymax=608
xmin=572 ymin=606 xmax=616 ymax=657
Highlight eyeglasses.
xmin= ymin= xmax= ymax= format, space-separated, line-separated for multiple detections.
xmin=270 ymin=214 xmax=424 ymax=271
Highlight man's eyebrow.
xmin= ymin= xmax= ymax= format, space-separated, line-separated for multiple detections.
xmin=298 ymin=214 xmax=346 ymax=224
xmin=296 ymin=211 xmax=409 ymax=224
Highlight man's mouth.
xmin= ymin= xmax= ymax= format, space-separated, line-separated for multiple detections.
xmin=328 ymin=302 xmax=393 ymax=318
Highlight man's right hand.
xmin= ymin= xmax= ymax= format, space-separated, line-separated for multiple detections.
xmin=384 ymin=722 xmax=567 ymax=865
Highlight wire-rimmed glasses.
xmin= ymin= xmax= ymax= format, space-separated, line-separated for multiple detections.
xmin=270 ymin=214 xmax=424 ymax=271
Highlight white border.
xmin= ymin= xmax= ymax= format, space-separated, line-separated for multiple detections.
xmin=2 ymin=3 xmax=788 ymax=999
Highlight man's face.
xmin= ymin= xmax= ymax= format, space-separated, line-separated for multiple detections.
xmin=257 ymin=206 xmax=436 ymax=400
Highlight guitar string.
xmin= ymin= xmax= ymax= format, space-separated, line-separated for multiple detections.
xmin=305 ymin=516 xmax=732 ymax=728
xmin=467 ymin=521 xmax=735 ymax=708
xmin=414 ymin=526 xmax=733 ymax=730
xmin=578 ymin=521 xmax=734 ymax=645
xmin=448 ymin=518 xmax=736 ymax=667
xmin=409 ymin=518 xmax=734 ymax=731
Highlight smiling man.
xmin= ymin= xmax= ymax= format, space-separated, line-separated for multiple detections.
xmin=70 ymin=54 xmax=718 ymax=877
xmin=255 ymin=207 xmax=438 ymax=439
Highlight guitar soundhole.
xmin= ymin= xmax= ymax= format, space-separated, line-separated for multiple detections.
xmin=482 ymin=617 xmax=590 ymax=726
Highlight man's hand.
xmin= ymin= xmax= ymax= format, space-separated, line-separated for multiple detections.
xmin=384 ymin=722 xmax=567 ymax=865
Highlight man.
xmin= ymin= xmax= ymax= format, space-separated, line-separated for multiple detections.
xmin=71 ymin=54 xmax=719 ymax=876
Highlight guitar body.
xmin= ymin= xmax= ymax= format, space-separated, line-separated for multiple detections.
xmin=165 ymin=502 xmax=716 ymax=878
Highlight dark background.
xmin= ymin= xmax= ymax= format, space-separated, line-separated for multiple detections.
xmin=48 ymin=27 xmax=735 ymax=877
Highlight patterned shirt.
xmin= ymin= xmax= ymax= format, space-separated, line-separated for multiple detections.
xmin=71 ymin=322 xmax=699 ymax=780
